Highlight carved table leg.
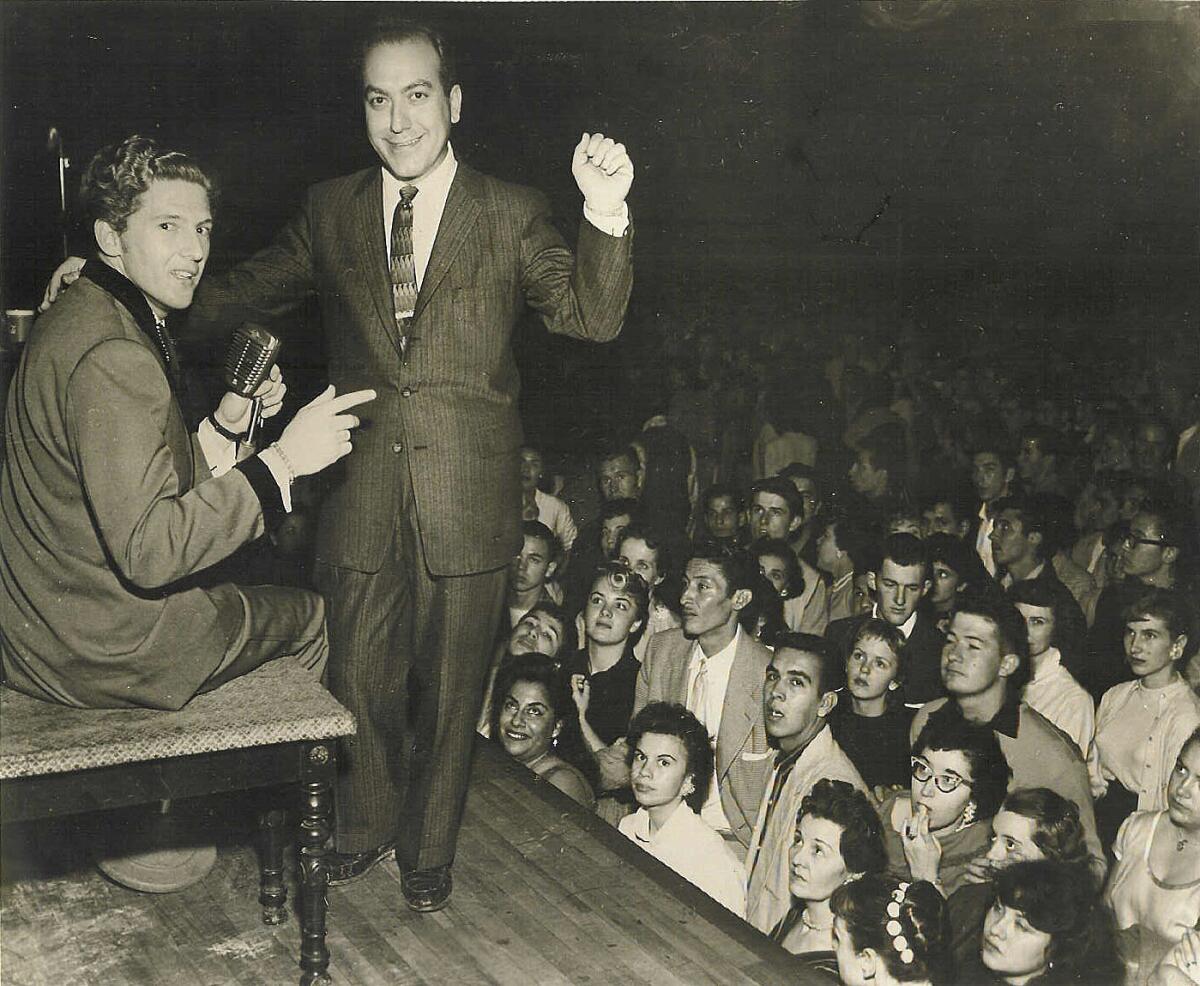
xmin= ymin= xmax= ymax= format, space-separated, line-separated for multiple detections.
xmin=259 ymin=807 xmax=289 ymax=925
xmin=298 ymin=741 xmax=334 ymax=985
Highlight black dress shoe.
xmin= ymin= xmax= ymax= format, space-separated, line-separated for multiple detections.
xmin=325 ymin=843 xmax=395 ymax=886
xmin=401 ymin=864 xmax=452 ymax=912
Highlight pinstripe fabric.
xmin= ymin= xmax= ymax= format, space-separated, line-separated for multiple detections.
xmin=389 ymin=185 xmax=418 ymax=357
xmin=186 ymin=160 xmax=633 ymax=870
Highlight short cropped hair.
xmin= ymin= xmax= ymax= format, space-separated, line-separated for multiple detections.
xmin=81 ymin=135 xmax=215 ymax=233
xmin=952 ymin=590 xmax=1032 ymax=694
xmin=1121 ymin=587 xmax=1193 ymax=642
xmin=599 ymin=497 xmax=639 ymax=522
xmin=685 ymin=542 xmax=759 ymax=598
xmin=702 ymin=482 xmax=743 ymax=512
xmin=879 ymin=532 xmax=928 ymax=577
xmin=798 ymin=778 xmax=888 ymax=876
xmin=521 ymin=520 xmax=560 ymax=564
xmin=850 ymin=618 xmax=909 ymax=683
xmin=626 ymin=702 xmax=713 ymax=813
xmin=914 ymin=712 xmax=1011 ymax=821
xmin=772 ymin=632 xmax=843 ymax=695
xmin=749 ymin=476 xmax=803 ymax=519
xmin=357 ymin=18 xmax=457 ymax=93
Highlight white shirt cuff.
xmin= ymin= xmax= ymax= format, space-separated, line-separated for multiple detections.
xmin=197 ymin=416 xmax=237 ymax=477
xmin=257 ymin=445 xmax=294 ymax=513
xmin=583 ymin=202 xmax=629 ymax=237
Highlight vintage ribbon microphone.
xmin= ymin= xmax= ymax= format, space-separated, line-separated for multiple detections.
xmin=223 ymin=322 xmax=282 ymax=448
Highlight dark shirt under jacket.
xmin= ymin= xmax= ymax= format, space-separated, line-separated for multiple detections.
xmin=561 ymin=644 xmax=641 ymax=746
xmin=1083 ymin=579 xmax=1145 ymax=703
xmin=825 ymin=613 xmax=948 ymax=707
xmin=828 ymin=700 xmax=915 ymax=791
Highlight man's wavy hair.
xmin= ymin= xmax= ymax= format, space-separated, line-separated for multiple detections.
xmin=80 ymin=135 xmax=215 ymax=233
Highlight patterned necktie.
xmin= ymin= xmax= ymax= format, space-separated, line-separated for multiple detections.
xmin=390 ymin=184 xmax=419 ymax=358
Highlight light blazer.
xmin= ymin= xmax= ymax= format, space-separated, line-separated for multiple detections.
xmin=187 ymin=161 xmax=633 ymax=576
xmin=632 ymin=627 xmax=775 ymax=850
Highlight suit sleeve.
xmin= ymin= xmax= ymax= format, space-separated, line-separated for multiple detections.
xmin=519 ymin=192 xmax=633 ymax=344
xmin=185 ymin=189 xmax=318 ymax=339
xmin=66 ymin=340 xmax=267 ymax=589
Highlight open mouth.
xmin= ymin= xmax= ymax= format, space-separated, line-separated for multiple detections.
xmin=389 ymin=135 xmax=422 ymax=148
xmin=503 ymin=729 xmax=529 ymax=743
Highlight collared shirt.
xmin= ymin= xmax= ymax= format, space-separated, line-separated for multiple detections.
xmin=1025 ymin=648 xmax=1104 ymax=797
xmin=381 ymin=144 xmax=630 ymax=283
xmin=1096 ymin=676 xmax=1200 ymax=811
xmin=872 ymin=603 xmax=918 ymax=640
xmin=687 ymin=627 xmax=742 ymax=832
xmin=1000 ymin=560 xmax=1044 ymax=590
xmin=976 ymin=503 xmax=996 ymax=576
xmin=619 ymin=802 xmax=747 ymax=916
xmin=382 ymin=144 xmax=459 ymax=285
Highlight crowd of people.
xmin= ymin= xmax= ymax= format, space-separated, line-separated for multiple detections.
xmin=477 ymin=337 xmax=1199 ymax=986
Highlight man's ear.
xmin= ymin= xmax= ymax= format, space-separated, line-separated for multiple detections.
xmin=788 ymin=514 xmax=803 ymax=534
xmin=817 ymin=689 xmax=838 ymax=718
xmin=546 ymin=560 xmax=558 ymax=581
xmin=730 ymin=587 xmax=753 ymax=612
xmin=94 ymin=219 xmax=122 ymax=260
xmin=998 ymin=652 xmax=1021 ymax=679
xmin=867 ymin=571 xmax=878 ymax=593
xmin=1028 ymin=529 xmax=1043 ymax=554
xmin=1164 ymin=545 xmax=1179 ymax=568
xmin=449 ymin=84 xmax=463 ymax=124
xmin=920 ymin=578 xmax=931 ymax=599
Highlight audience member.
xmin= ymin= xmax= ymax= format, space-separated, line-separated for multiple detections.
xmin=476 ymin=601 xmax=569 ymax=737
xmin=1016 ymin=425 xmax=1069 ymax=498
xmin=520 ymin=445 xmax=577 ymax=558
xmin=1095 ymin=589 xmax=1200 ymax=850
xmin=831 ymin=876 xmax=951 ymax=986
xmin=827 ymin=534 xmax=947 ymax=707
xmin=921 ymin=489 xmax=974 ymax=541
xmin=619 ymin=702 xmax=746 ymax=915
xmin=749 ymin=477 xmax=830 ymax=634
xmin=770 ymin=779 xmax=887 ymax=971
xmin=506 ymin=520 xmax=562 ymax=627
xmin=1105 ymin=728 xmax=1200 ymax=985
xmin=911 ymin=592 xmax=1105 ymax=873
xmin=492 ymin=655 xmax=596 ymax=809
xmin=879 ymin=714 xmax=1011 ymax=896
xmin=922 ymin=533 xmax=992 ymax=635
xmin=698 ymin=483 xmax=745 ymax=547
xmin=829 ymin=619 xmax=916 ymax=796
xmin=615 ymin=524 xmax=682 ymax=658
xmin=970 ymin=436 xmax=1017 ymax=577
xmin=778 ymin=461 xmax=826 ymax=564
xmin=816 ymin=514 xmax=877 ymax=624
xmin=745 ymin=633 xmax=868 ymax=934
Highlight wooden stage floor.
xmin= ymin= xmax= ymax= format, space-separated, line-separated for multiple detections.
xmin=1 ymin=740 xmax=820 ymax=985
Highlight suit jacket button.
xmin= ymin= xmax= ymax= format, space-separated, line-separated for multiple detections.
xmin=391 ymin=442 xmax=404 ymax=453
xmin=401 ymin=386 xmax=413 ymax=398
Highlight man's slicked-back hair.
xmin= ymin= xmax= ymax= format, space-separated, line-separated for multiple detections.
xmin=879 ymin=532 xmax=928 ymax=576
xmin=686 ymin=542 xmax=759 ymax=598
xmin=772 ymin=632 xmax=844 ymax=696
xmin=749 ymin=476 xmax=803 ymax=519
xmin=357 ymin=18 xmax=457 ymax=94
xmin=81 ymin=135 xmax=215 ymax=233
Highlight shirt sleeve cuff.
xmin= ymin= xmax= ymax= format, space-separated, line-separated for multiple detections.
xmin=583 ymin=201 xmax=630 ymax=237
xmin=196 ymin=416 xmax=238 ymax=477
xmin=234 ymin=451 xmax=291 ymax=513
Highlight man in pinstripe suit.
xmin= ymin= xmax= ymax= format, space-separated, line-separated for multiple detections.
xmin=187 ymin=19 xmax=635 ymax=911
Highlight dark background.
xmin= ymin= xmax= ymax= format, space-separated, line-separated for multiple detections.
xmin=3 ymin=1 xmax=1198 ymax=450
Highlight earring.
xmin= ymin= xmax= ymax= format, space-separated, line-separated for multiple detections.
xmin=887 ymin=681 xmax=899 ymax=691
xmin=960 ymin=801 xmax=977 ymax=827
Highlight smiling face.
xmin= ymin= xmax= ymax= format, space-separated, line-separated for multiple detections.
xmin=985 ymin=810 xmax=1045 ymax=868
xmin=100 ymin=179 xmax=212 ymax=318
xmin=981 ymin=900 xmax=1051 ymax=982
xmin=845 ymin=635 xmax=902 ymax=702
xmin=363 ymin=38 xmax=461 ymax=181
xmin=872 ymin=559 xmax=928 ymax=626
xmin=498 ymin=680 xmax=560 ymax=765
xmin=764 ymin=648 xmax=833 ymax=753
xmin=583 ymin=576 xmax=643 ymax=646
xmin=788 ymin=814 xmax=851 ymax=903
xmin=629 ymin=732 xmax=692 ymax=811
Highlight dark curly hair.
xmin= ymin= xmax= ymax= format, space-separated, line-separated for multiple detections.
xmin=831 ymin=876 xmax=952 ymax=985
xmin=999 ymin=788 xmax=1090 ymax=872
xmin=356 ymin=17 xmax=457 ymax=93
xmin=80 ymin=135 xmax=216 ymax=233
xmin=491 ymin=654 xmax=594 ymax=788
xmin=625 ymin=702 xmax=713 ymax=813
xmin=988 ymin=860 xmax=1121 ymax=985
xmin=798 ymin=778 xmax=888 ymax=876
xmin=913 ymin=712 xmax=1011 ymax=822
xmin=750 ymin=537 xmax=805 ymax=599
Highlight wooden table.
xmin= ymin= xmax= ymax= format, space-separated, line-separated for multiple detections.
xmin=0 ymin=661 xmax=355 ymax=985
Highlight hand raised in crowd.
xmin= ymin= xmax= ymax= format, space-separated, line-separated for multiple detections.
xmin=901 ymin=802 xmax=944 ymax=885
xmin=570 ymin=673 xmax=591 ymax=716
xmin=272 ymin=384 xmax=375 ymax=478
xmin=571 ymin=132 xmax=633 ymax=216
xmin=39 ymin=256 xmax=86 ymax=312
xmin=1151 ymin=930 xmax=1200 ymax=986
xmin=214 ymin=365 xmax=286 ymax=435
xmin=960 ymin=854 xmax=997 ymax=885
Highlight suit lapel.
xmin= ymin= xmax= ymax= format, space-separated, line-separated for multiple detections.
xmin=414 ymin=164 xmax=482 ymax=321
xmin=350 ymin=169 xmax=404 ymax=358
xmin=716 ymin=635 xmax=760 ymax=779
